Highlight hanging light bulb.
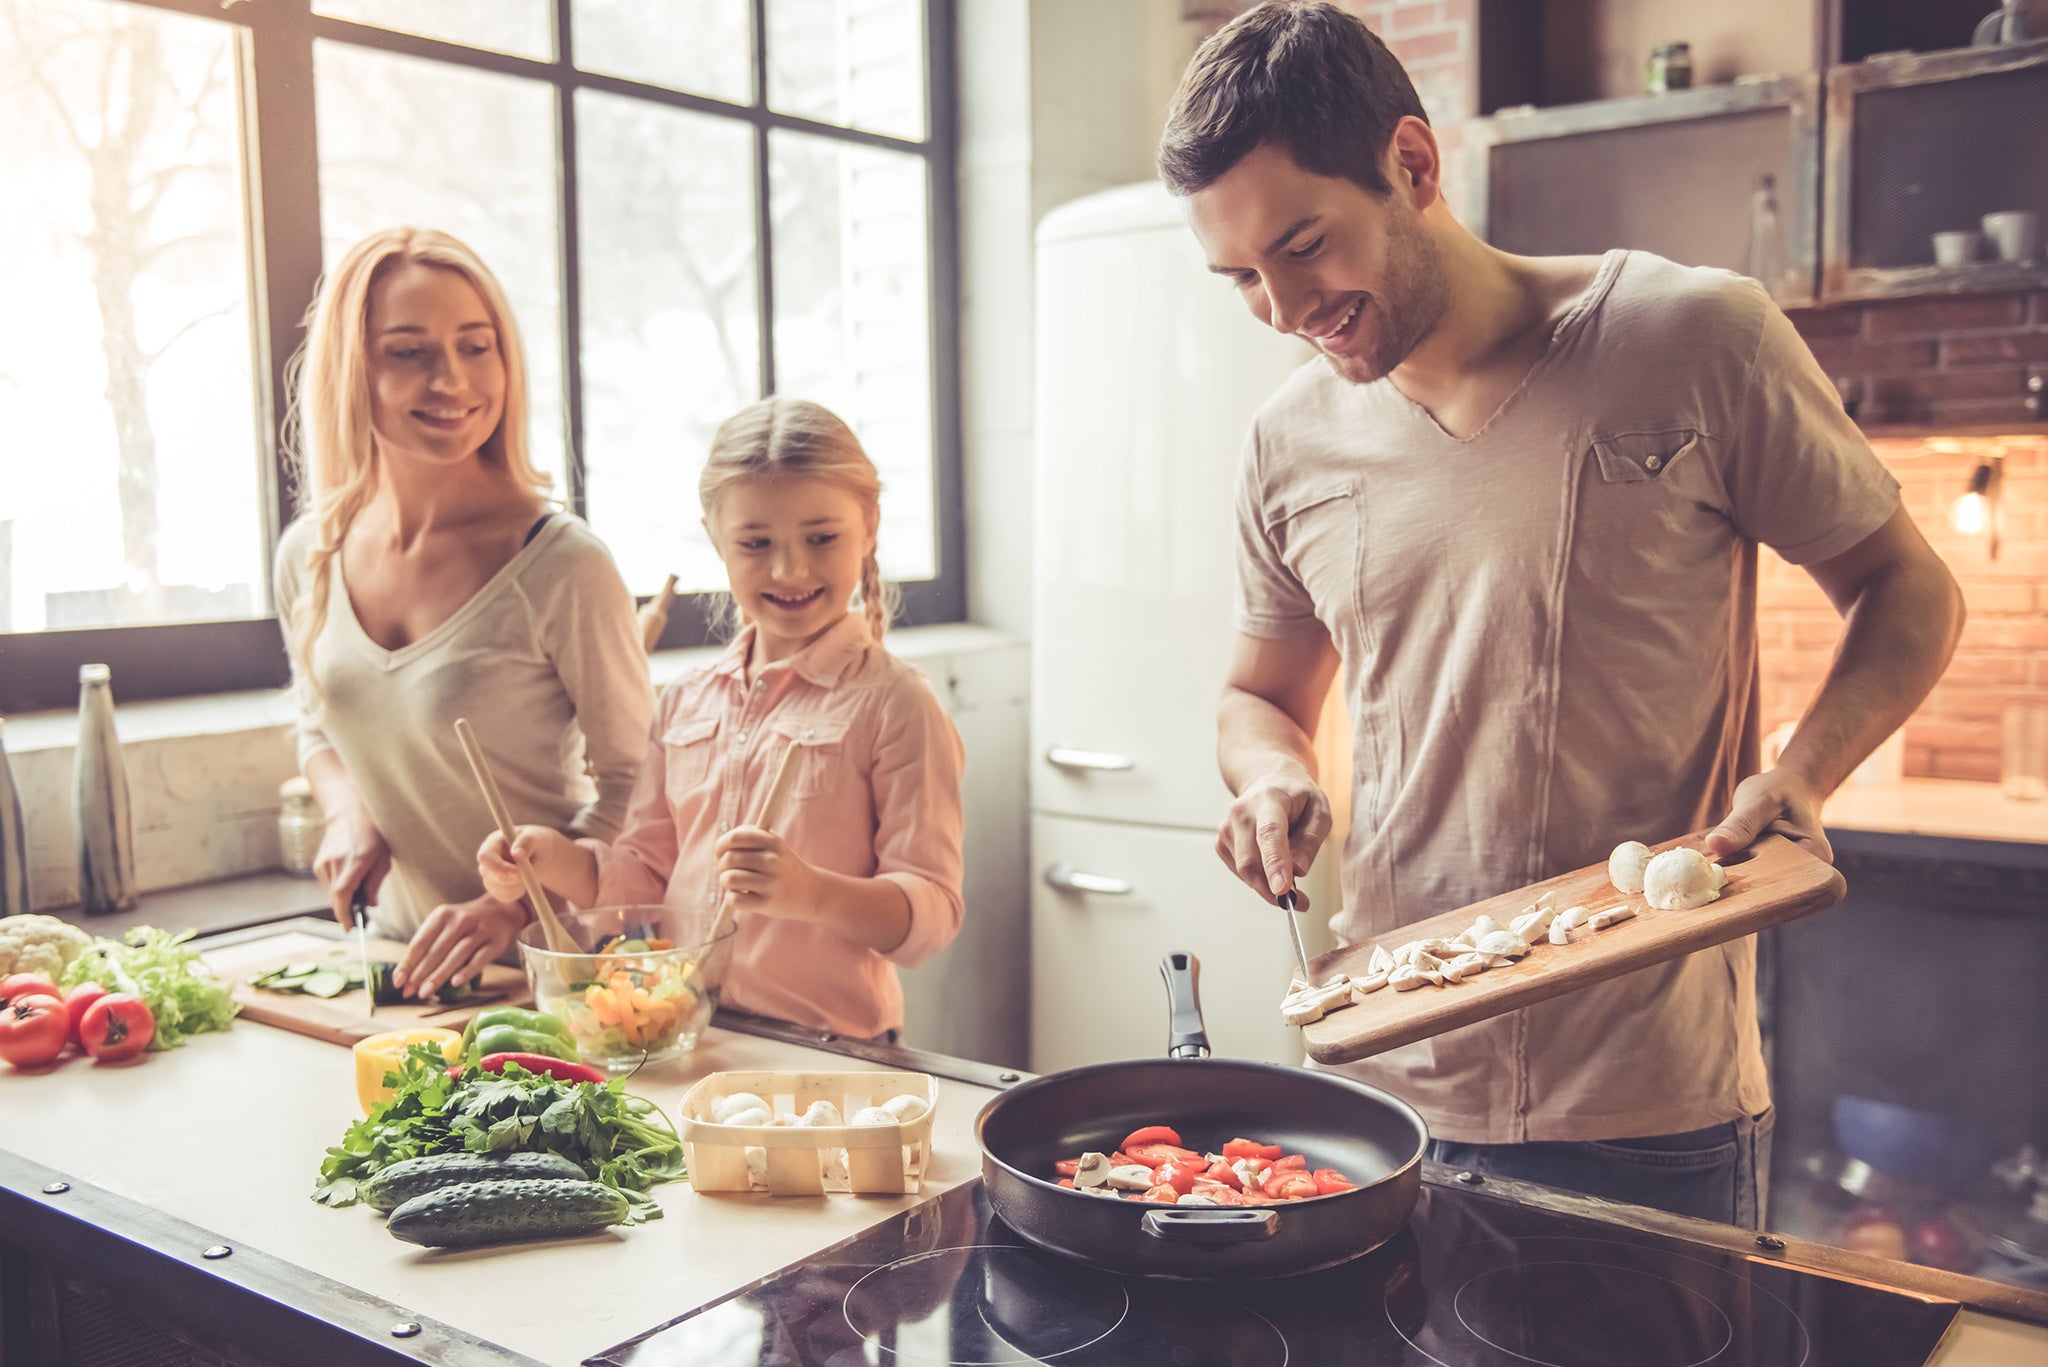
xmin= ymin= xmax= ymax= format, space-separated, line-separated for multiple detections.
xmin=1948 ymin=455 xmax=2003 ymax=558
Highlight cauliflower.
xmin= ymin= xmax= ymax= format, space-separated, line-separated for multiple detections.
xmin=0 ymin=913 xmax=94 ymax=979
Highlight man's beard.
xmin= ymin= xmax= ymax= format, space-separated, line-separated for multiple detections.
xmin=1320 ymin=214 xmax=1448 ymax=386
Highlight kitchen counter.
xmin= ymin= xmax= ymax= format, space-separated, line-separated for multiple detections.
xmin=1825 ymin=778 xmax=2048 ymax=846
xmin=4 ymin=988 xmax=2046 ymax=1365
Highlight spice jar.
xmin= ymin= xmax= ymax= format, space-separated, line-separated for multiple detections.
xmin=1647 ymin=42 xmax=1693 ymax=94
xmin=278 ymin=776 xmax=324 ymax=877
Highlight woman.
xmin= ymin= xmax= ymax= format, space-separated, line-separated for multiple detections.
xmin=276 ymin=226 xmax=651 ymax=998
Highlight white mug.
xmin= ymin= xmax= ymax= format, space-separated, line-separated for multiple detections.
xmin=1981 ymin=210 xmax=2042 ymax=265
xmin=1932 ymin=230 xmax=1985 ymax=267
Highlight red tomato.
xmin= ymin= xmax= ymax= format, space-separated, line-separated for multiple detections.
xmin=1126 ymin=1142 xmax=1204 ymax=1168
xmin=79 ymin=993 xmax=154 ymax=1063
xmin=1270 ymin=1153 xmax=1308 ymax=1172
xmin=0 ymin=994 xmax=70 ymax=1068
xmin=1141 ymin=1183 xmax=1181 ymax=1204
xmin=1191 ymin=1181 xmax=1252 ymax=1206
xmin=1153 ymin=1160 xmax=1202 ymax=1194
xmin=1057 ymin=1177 xmax=1075 ymax=1189
xmin=63 ymin=982 xmax=107 ymax=1048
xmin=1121 ymin=1125 xmax=1183 ymax=1151
xmin=1222 ymin=1137 xmax=1283 ymax=1162
xmin=0 ymin=973 xmax=62 ymax=1008
xmin=1202 ymin=1160 xmax=1243 ymax=1190
xmin=1311 ymin=1168 xmax=1357 ymax=1195
xmin=1054 ymin=1158 xmax=1083 ymax=1177
xmin=1262 ymin=1170 xmax=1321 ymax=1201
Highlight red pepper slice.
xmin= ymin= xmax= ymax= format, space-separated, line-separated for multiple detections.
xmin=1311 ymin=1168 xmax=1357 ymax=1195
xmin=1222 ymin=1137 xmax=1284 ymax=1162
xmin=474 ymin=1052 xmax=608 ymax=1085
xmin=1121 ymin=1125 xmax=1183 ymax=1152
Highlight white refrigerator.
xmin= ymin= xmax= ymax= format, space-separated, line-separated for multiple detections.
xmin=1029 ymin=182 xmax=1347 ymax=1074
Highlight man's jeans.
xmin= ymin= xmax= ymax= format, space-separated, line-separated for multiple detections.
xmin=1425 ymin=1108 xmax=1775 ymax=1228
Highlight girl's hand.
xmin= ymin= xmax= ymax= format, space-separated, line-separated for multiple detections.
xmin=715 ymin=826 xmax=824 ymax=921
xmin=394 ymin=894 xmax=527 ymax=999
xmin=476 ymin=825 xmax=580 ymax=904
xmin=314 ymin=802 xmax=392 ymax=928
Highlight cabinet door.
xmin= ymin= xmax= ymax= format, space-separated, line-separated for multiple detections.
xmin=1029 ymin=813 xmax=1340 ymax=1074
xmin=1031 ymin=210 xmax=1309 ymax=829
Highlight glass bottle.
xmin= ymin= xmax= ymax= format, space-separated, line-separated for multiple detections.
xmin=74 ymin=663 xmax=136 ymax=914
xmin=277 ymin=775 xmax=324 ymax=877
xmin=0 ymin=717 xmax=28 ymax=918
xmin=1745 ymin=172 xmax=1786 ymax=295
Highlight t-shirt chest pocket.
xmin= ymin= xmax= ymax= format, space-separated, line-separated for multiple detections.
xmin=1579 ymin=426 xmax=1734 ymax=571
xmin=660 ymin=716 xmax=721 ymax=797
xmin=1591 ymin=428 xmax=1700 ymax=485
xmin=767 ymin=715 xmax=854 ymax=800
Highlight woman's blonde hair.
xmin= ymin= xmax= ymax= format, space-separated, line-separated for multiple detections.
xmin=699 ymin=396 xmax=897 ymax=641
xmin=281 ymin=226 xmax=548 ymax=681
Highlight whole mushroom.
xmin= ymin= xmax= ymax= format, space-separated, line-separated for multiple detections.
xmin=1608 ymin=841 xmax=1653 ymax=894
xmin=1642 ymin=847 xmax=1726 ymax=910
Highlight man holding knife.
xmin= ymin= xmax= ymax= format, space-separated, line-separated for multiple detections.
xmin=1161 ymin=0 xmax=1964 ymax=1224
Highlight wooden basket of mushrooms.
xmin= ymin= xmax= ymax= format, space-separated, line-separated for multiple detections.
xmin=678 ymin=1070 xmax=937 ymax=1196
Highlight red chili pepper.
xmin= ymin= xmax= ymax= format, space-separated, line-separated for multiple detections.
xmin=1222 ymin=1137 xmax=1283 ymax=1162
xmin=468 ymin=1052 xmax=607 ymax=1085
xmin=1311 ymin=1168 xmax=1357 ymax=1195
xmin=1121 ymin=1125 xmax=1183 ymax=1152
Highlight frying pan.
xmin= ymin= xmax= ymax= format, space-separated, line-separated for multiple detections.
xmin=977 ymin=952 xmax=1428 ymax=1279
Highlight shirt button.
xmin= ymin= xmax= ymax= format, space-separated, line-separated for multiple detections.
xmin=718 ymin=820 xmax=730 ymax=834
xmin=736 ymin=731 xmax=748 ymax=744
xmin=707 ymin=891 xmax=718 ymax=907
xmin=1645 ymin=455 xmax=1663 ymax=471
xmin=755 ymin=679 xmax=768 ymax=692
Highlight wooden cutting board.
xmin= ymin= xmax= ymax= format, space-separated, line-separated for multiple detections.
xmin=199 ymin=919 xmax=533 ymax=1048
xmin=1299 ymin=832 xmax=1845 ymax=1065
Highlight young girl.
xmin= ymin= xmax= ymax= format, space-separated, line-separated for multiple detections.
xmin=478 ymin=397 xmax=965 ymax=1041
xmin=277 ymin=226 xmax=650 ymax=999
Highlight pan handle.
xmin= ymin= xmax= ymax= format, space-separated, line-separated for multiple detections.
xmin=1160 ymin=952 xmax=1210 ymax=1060
xmin=1140 ymin=1207 xmax=1280 ymax=1244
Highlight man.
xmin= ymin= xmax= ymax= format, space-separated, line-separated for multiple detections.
xmin=1160 ymin=0 xmax=1964 ymax=1227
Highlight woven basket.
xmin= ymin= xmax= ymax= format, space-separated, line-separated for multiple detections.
xmin=677 ymin=1069 xmax=937 ymax=1195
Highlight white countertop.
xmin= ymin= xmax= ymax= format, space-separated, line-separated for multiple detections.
xmin=0 ymin=1015 xmax=1002 ymax=1365
xmin=1823 ymin=778 xmax=2048 ymax=845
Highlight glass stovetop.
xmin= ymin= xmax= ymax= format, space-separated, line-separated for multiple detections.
xmin=588 ymin=1177 xmax=1960 ymax=1367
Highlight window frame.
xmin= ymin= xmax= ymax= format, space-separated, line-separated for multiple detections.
xmin=0 ymin=0 xmax=963 ymax=713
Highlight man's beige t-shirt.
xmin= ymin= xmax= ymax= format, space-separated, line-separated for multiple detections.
xmin=276 ymin=514 xmax=653 ymax=938
xmin=1236 ymin=251 xmax=1900 ymax=1144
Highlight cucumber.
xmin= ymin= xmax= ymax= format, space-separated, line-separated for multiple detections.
xmin=360 ymin=1151 xmax=587 ymax=1213
xmin=386 ymin=1178 xmax=629 ymax=1248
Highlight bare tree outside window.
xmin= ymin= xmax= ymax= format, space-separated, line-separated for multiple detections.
xmin=0 ymin=0 xmax=262 ymax=632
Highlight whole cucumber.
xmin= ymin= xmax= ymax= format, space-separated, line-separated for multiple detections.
xmin=386 ymin=1178 xmax=629 ymax=1248
xmin=361 ymin=1151 xmax=586 ymax=1213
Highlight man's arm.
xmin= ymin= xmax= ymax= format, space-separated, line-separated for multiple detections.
xmin=1216 ymin=627 xmax=1343 ymax=903
xmin=1706 ymin=505 xmax=1965 ymax=861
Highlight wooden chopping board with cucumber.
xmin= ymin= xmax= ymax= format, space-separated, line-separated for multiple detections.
xmin=199 ymin=918 xmax=534 ymax=1047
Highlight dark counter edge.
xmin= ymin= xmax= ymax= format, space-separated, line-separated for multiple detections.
xmin=0 ymin=1148 xmax=550 ymax=1367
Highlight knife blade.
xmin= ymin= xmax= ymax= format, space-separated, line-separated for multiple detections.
xmin=351 ymin=885 xmax=375 ymax=1011
xmin=1278 ymin=889 xmax=1313 ymax=986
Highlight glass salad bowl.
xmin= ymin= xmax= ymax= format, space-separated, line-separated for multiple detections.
xmin=517 ymin=906 xmax=735 ymax=1073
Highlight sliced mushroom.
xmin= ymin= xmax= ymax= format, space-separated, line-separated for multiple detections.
xmin=1390 ymin=964 xmax=1426 ymax=992
xmin=1073 ymin=1151 xmax=1113 ymax=1189
xmin=1548 ymin=921 xmax=1576 ymax=946
xmin=1106 ymin=1164 xmax=1158 ymax=1192
xmin=1176 ymin=1192 xmax=1221 ymax=1206
xmin=1441 ymin=951 xmax=1493 ymax=983
xmin=1349 ymin=970 xmax=1391 ymax=1002
xmin=1554 ymin=904 xmax=1590 ymax=931
xmin=1367 ymin=943 xmax=1395 ymax=976
xmin=1587 ymin=905 xmax=1638 ymax=930
xmin=1473 ymin=930 xmax=1531 ymax=959
xmin=1465 ymin=914 xmax=1500 ymax=943
xmin=1510 ymin=904 xmax=1557 ymax=939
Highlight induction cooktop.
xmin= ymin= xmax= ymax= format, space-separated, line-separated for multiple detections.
xmin=587 ymin=1175 xmax=1959 ymax=1366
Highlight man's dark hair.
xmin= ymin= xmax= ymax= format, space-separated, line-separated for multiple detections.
xmin=1158 ymin=0 xmax=1427 ymax=198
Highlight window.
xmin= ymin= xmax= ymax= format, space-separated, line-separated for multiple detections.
xmin=0 ymin=0 xmax=960 ymax=712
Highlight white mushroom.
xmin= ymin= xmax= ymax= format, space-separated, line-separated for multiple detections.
xmin=880 ymin=1093 xmax=929 ymax=1123
xmin=798 ymin=1099 xmax=845 ymax=1128
xmin=1441 ymin=952 xmax=1493 ymax=983
xmin=1106 ymin=1164 xmax=1157 ymax=1192
xmin=1609 ymin=841 xmax=1654 ymax=894
xmin=850 ymin=1106 xmax=898 ymax=1127
xmin=1349 ymin=971 xmax=1391 ymax=1002
xmin=1072 ymin=1151 xmax=1113 ymax=1189
xmin=1548 ymin=921 xmax=1576 ymax=946
xmin=1176 ymin=1192 xmax=1221 ymax=1206
xmin=712 ymin=1092 xmax=771 ymax=1123
xmin=719 ymin=1105 xmax=773 ymax=1128
xmin=1077 ymin=1181 xmax=1121 ymax=1199
xmin=1587 ymin=905 xmax=1638 ymax=930
xmin=1465 ymin=914 xmax=1500 ymax=943
xmin=1642 ymin=848 xmax=1726 ymax=910
xmin=1366 ymin=944 xmax=1395 ymax=976
xmin=1282 ymin=977 xmax=1356 ymax=1025
xmin=1473 ymin=930 xmax=1531 ymax=960
xmin=1510 ymin=905 xmax=1557 ymax=939
xmin=1390 ymin=964 xmax=1426 ymax=992
xmin=1555 ymin=905 xmax=1590 ymax=931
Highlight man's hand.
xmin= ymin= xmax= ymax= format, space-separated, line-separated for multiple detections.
xmin=1704 ymin=767 xmax=1831 ymax=864
xmin=1215 ymin=769 xmax=1333 ymax=905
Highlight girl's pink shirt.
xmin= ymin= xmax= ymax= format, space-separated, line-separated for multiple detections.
xmin=580 ymin=614 xmax=965 ymax=1039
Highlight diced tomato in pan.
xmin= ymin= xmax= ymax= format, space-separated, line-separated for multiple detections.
xmin=1054 ymin=1158 xmax=1083 ymax=1177
xmin=1126 ymin=1142 xmax=1205 ymax=1168
xmin=1141 ymin=1183 xmax=1182 ymax=1204
xmin=1270 ymin=1153 xmax=1307 ymax=1172
xmin=1222 ymin=1138 xmax=1284 ymax=1162
xmin=1152 ymin=1160 xmax=1202 ymax=1194
xmin=1202 ymin=1160 xmax=1242 ymax=1190
xmin=1262 ymin=1170 xmax=1321 ymax=1201
xmin=1121 ymin=1125 xmax=1183 ymax=1151
xmin=1311 ymin=1168 xmax=1357 ymax=1195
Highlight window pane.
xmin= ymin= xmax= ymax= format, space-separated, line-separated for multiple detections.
xmin=576 ymin=91 xmax=758 ymax=596
xmin=314 ymin=0 xmax=552 ymax=62
xmin=0 ymin=0 xmax=264 ymax=633
xmin=574 ymin=0 xmax=751 ymax=105
xmin=314 ymin=41 xmax=567 ymax=487
xmin=768 ymin=0 xmax=926 ymax=141
xmin=770 ymin=133 xmax=934 ymax=580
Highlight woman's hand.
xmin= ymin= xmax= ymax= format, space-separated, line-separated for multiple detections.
xmin=715 ymin=826 xmax=825 ymax=921
xmin=476 ymin=825 xmax=583 ymax=904
xmin=313 ymin=802 xmax=392 ymax=928
xmin=393 ymin=894 xmax=527 ymax=999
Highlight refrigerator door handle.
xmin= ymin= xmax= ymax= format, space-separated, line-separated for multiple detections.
xmin=1045 ymin=746 xmax=1136 ymax=772
xmin=1043 ymin=862 xmax=1135 ymax=896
